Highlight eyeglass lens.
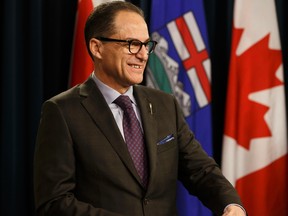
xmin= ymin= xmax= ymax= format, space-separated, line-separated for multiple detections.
xmin=129 ymin=40 xmax=156 ymax=54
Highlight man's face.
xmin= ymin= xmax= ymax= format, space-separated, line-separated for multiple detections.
xmin=96 ymin=11 xmax=150 ymax=93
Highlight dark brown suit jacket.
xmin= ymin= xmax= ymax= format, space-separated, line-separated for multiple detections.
xmin=34 ymin=77 xmax=242 ymax=215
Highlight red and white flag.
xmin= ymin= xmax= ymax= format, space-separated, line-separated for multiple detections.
xmin=69 ymin=0 xmax=123 ymax=87
xmin=222 ymin=0 xmax=288 ymax=215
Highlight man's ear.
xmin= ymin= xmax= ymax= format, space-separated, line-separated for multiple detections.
xmin=89 ymin=38 xmax=102 ymax=59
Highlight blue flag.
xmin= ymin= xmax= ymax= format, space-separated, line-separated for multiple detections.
xmin=146 ymin=0 xmax=213 ymax=215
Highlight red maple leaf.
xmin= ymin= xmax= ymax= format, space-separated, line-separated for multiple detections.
xmin=224 ymin=28 xmax=283 ymax=150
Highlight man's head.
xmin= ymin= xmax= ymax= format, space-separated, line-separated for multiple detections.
xmin=85 ymin=1 xmax=157 ymax=93
xmin=84 ymin=1 xmax=145 ymax=58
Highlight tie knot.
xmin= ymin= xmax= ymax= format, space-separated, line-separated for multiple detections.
xmin=114 ymin=95 xmax=133 ymax=111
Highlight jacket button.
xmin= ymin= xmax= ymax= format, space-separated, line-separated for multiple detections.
xmin=143 ymin=198 xmax=150 ymax=205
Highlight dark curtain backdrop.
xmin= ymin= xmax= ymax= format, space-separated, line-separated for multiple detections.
xmin=1 ymin=0 xmax=287 ymax=215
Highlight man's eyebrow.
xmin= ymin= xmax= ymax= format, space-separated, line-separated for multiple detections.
xmin=125 ymin=38 xmax=151 ymax=42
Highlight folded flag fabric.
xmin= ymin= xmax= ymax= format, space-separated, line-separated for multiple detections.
xmin=222 ymin=0 xmax=288 ymax=215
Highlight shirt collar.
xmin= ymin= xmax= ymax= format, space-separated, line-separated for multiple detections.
xmin=91 ymin=72 xmax=137 ymax=105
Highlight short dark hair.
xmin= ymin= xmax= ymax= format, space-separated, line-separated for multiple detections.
xmin=84 ymin=1 xmax=145 ymax=58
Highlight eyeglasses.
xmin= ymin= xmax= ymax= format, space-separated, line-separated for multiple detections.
xmin=96 ymin=37 xmax=157 ymax=54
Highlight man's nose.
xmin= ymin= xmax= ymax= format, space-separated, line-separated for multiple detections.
xmin=135 ymin=45 xmax=149 ymax=61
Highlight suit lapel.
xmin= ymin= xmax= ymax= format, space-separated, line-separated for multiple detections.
xmin=134 ymin=86 xmax=158 ymax=191
xmin=79 ymin=78 xmax=142 ymax=184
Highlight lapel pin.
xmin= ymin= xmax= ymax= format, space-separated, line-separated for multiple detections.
xmin=149 ymin=103 xmax=153 ymax=115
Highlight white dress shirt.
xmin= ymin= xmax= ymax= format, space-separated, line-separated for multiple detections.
xmin=91 ymin=72 xmax=143 ymax=140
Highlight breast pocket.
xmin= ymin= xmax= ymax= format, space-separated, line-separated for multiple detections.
xmin=157 ymin=134 xmax=176 ymax=153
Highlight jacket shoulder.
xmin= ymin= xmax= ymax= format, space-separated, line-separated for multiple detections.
xmin=46 ymin=78 xmax=95 ymax=104
xmin=134 ymin=85 xmax=173 ymax=98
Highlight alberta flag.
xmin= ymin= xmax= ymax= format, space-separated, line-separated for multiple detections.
xmin=146 ymin=0 xmax=212 ymax=215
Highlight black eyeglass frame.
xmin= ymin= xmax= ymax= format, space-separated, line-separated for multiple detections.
xmin=96 ymin=37 xmax=157 ymax=54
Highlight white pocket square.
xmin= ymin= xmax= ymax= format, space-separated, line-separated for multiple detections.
xmin=157 ymin=134 xmax=174 ymax=145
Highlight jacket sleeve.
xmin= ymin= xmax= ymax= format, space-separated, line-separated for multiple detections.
xmin=174 ymin=96 xmax=243 ymax=216
xmin=34 ymin=100 xmax=123 ymax=216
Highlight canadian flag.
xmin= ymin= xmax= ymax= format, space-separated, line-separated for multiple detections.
xmin=69 ymin=0 xmax=123 ymax=87
xmin=222 ymin=0 xmax=288 ymax=215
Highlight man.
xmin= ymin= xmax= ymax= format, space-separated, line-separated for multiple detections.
xmin=34 ymin=1 xmax=246 ymax=215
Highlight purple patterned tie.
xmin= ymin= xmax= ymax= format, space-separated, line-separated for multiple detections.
xmin=114 ymin=95 xmax=148 ymax=188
